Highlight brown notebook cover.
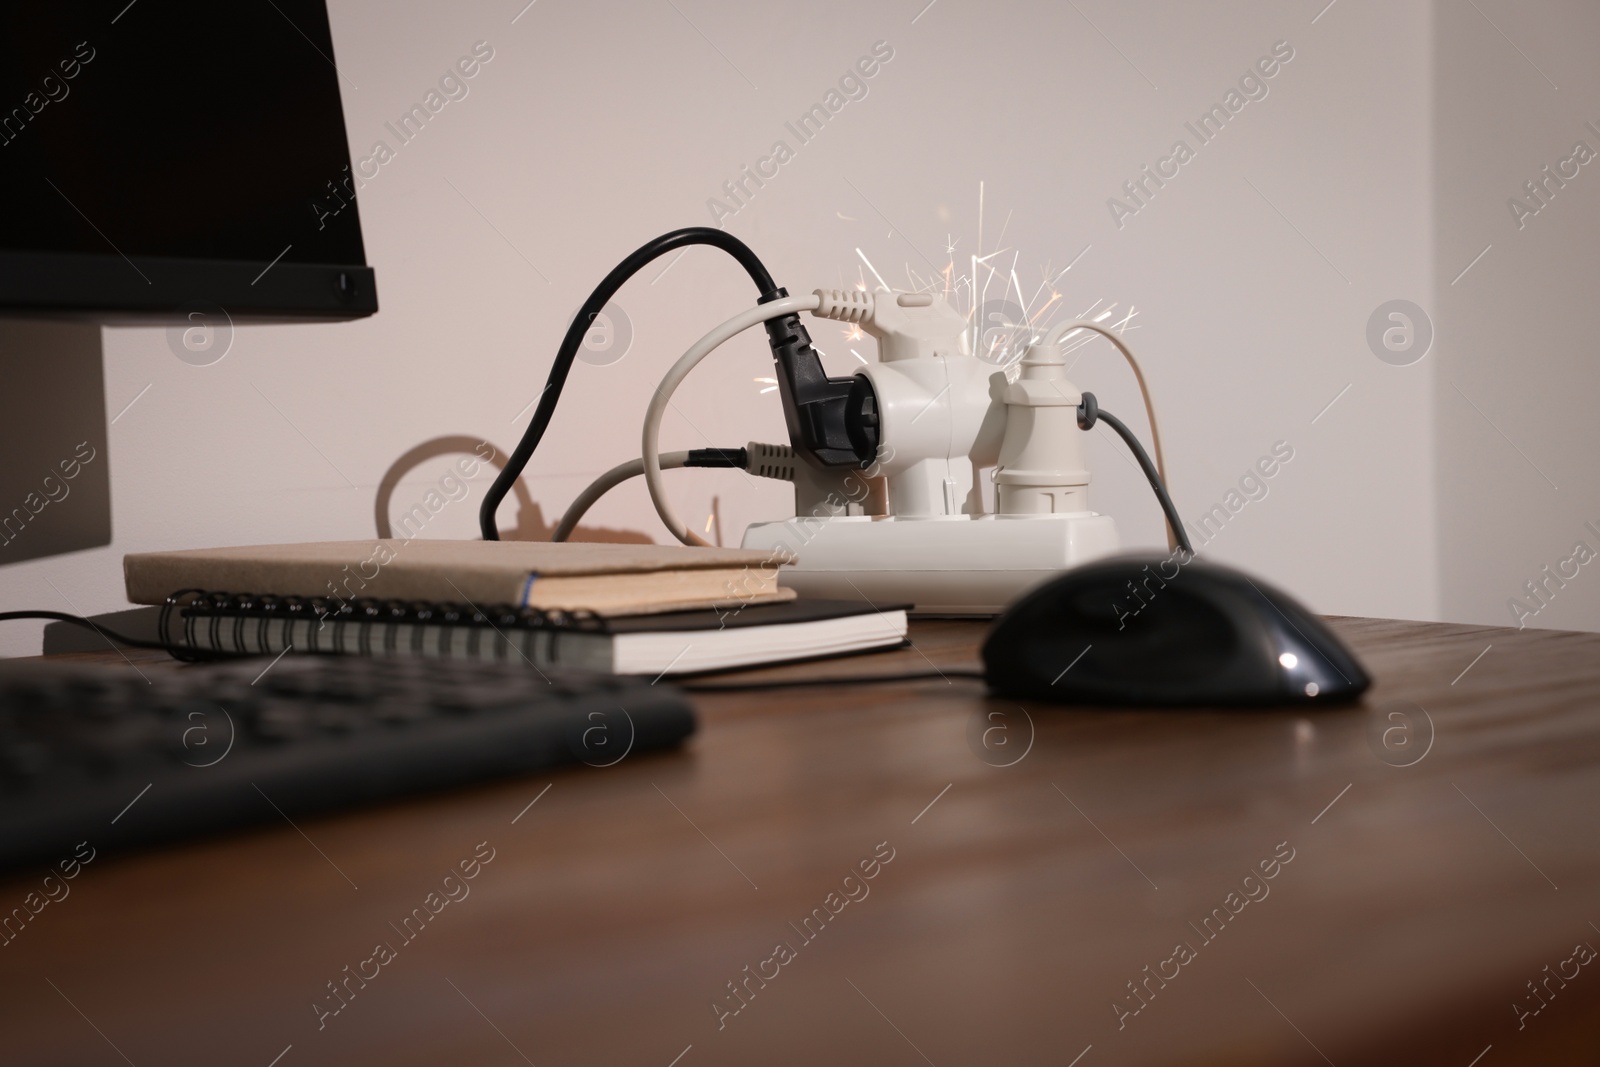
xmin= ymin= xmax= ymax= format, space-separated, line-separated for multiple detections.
xmin=124 ymin=539 xmax=792 ymax=616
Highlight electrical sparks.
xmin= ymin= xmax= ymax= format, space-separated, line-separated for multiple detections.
xmin=855 ymin=247 xmax=891 ymax=291
xmin=837 ymin=182 xmax=1135 ymax=371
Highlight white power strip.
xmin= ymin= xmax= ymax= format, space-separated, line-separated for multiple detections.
xmin=554 ymin=278 xmax=1177 ymax=616
xmin=742 ymin=512 xmax=1119 ymax=615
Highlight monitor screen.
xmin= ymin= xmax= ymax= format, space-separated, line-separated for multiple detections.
xmin=0 ymin=0 xmax=376 ymax=319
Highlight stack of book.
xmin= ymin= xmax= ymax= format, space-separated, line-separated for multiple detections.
xmin=124 ymin=539 xmax=906 ymax=676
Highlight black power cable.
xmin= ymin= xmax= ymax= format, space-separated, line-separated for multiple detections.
xmin=0 ymin=611 xmax=211 ymax=657
xmin=480 ymin=228 xmax=779 ymax=541
xmin=683 ymin=669 xmax=985 ymax=692
xmin=1077 ymin=391 xmax=1194 ymax=556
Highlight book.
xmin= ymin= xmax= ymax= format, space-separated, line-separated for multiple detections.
xmin=157 ymin=594 xmax=908 ymax=676
xmin=124 ymin=539 xmax=792 ymax=617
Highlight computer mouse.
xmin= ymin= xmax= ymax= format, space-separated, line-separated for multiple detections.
xmin=982 ymin=554 xmax=1371 ymax=706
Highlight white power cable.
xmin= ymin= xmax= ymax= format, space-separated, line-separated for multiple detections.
xmin=1043 ymin=319 xmax=1173 ymax=551
xmin=552 ymin=451 xmax=693 ymax=542
xmin=643 ymin=294 xmax=821 ymax=546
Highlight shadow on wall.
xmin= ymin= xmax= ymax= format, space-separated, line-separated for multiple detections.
xmin=44 ymin=434 xmax=653 ymax=653
xmin=374 ymin=434 xmax=651 ymax=544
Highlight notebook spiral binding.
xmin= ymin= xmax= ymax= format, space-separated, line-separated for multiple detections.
xmin=157 ymin=589 xmax=607 ymax=662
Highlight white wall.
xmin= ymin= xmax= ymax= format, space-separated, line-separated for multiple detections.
xmin=1435 ymin=0 xmax=1600 ymax=632
xmin=0 ymin=0 xmax=1440 ymax=655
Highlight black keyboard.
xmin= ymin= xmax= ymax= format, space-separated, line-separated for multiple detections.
xmin=0 ymin=655 xmax=695 ymax=871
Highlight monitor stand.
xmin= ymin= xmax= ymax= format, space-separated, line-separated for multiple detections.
xmin=0 ymin=317 xmax=112 ymax=567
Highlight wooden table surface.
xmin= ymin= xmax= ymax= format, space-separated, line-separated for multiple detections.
xmin=3 ymin=617 xmax=1599 ymax=1066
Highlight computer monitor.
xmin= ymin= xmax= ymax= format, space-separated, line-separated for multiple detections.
xmin=0 ymin=0 xmax=377 ymax=321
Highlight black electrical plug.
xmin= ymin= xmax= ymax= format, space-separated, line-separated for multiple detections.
xmin=759 ymin=288 xmax=879 ymax=468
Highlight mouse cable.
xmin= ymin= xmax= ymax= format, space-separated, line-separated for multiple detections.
xmin=480 ymin=228 xmax=778 ymax=542
xmin=682 ymin=669 xmax=986 ymax=692
xmin=1076 ymin=392 xmax=1193 ymax=556
xmin=0 ymin=611 xmax=218 ymax=658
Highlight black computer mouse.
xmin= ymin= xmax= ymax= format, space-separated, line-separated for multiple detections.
xmin=982 ymin=554 xmax=1371 ymax=706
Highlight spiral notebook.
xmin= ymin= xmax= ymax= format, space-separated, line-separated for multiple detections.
xmin=157 ymin=592 xmax=908 ymax=676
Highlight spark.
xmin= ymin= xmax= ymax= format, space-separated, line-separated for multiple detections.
xmin=832 ymin=182 xmax=1128 ymax=372
xmin=977 ymin=179 xmax=984 ymax=263
xmin=1029 ymin=291 xmax=1062 ymax=323
xmin=855 ymin=247 xmax=891 ymax=291
xmin=1059 ymin=299 xmax=1116 ymax=353
xmin=971 ymin=253 xmax=979 ymax=329
xmin=1025 ymin=270 xmax=1052 ymax=314
xmin=993 ymin=208 xmax=1014 ymax=253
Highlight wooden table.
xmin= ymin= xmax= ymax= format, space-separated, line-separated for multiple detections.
xmin=3 ymin=617 xmax=1599 ymax=1066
